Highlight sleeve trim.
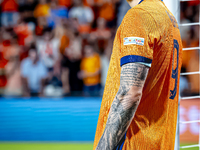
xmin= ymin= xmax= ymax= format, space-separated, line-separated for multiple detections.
xmin=120 ymin=55 xmax=152 ymax=67
xmin=136 ymin=62 xmax=151 ymax=68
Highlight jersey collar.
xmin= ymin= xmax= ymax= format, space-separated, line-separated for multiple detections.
xmin=139 ymin=0 xmax=163 ymax=4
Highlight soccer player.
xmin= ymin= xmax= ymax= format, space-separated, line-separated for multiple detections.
xmin=93 ymin=0 xmax=182 ymax=149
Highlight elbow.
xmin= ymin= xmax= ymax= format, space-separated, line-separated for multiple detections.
xmin=127 ymin=87 xmax=143 ymax=105
xmin=120 ymin=91 xmax=142 ymax=110
xmin=130 ymin=91 xmax=142 ymax=103
xmin=117 ymin=86 xmax=143 ymax=108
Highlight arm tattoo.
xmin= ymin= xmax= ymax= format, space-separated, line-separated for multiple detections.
xmin=96 ymin=63 xmax=149 ymax=150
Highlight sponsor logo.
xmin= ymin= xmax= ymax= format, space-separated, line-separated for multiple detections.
xmin=124 ymin=37 xmax=144 ymax=46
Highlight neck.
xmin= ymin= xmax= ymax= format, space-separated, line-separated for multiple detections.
xmin=127 ymin=0 xmax=141 ymax=8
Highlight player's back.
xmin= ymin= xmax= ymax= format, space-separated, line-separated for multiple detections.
xmin=122 ymin=1 xmax=182 ymax=149
xmin=93 ymin=0 xmax=182 ymax=149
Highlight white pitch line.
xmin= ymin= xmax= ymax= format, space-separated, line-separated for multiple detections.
xmin=180 ymin=22 xmax=200 ymax=26
xmin=180 ymin=120 xmax=200 ymax=124
xmin=179 ymin=144 xmax=199 ymax=149
xmin=183 ymin=47 xmax=200 ymax=51
xmin=180 ymin=96 xmax=200 ymax=100
xmin=180 ymin=72 xmax=200 ymax=75
xmin=179 ymin=0 xmax=199 ymax=2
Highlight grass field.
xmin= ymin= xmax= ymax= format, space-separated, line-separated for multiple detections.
xmin=0 ymin=142 xmax=94 ymax=150
xmin=179 ymin=144 xmax=199 ymax=150
xmin=0 ymin=142 xmax=199 ymax=150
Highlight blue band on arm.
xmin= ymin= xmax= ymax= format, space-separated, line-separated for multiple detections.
xmin=120 ymin=55 xmax=152 ymax=67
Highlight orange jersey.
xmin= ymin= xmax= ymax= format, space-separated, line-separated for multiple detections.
xmin=93 ymin=0 xmax=182 ymax=150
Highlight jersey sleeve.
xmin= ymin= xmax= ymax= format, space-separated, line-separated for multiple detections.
xmin=120 ymin=8 xmax=159 ymax=67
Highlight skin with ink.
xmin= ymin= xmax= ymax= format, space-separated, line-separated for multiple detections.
xmin=96 ymin=63 xmax=149 ymax=150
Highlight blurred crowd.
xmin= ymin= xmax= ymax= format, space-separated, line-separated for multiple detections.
xmin=0 ymin=0 xmax=132 ymax=97
xmin=0 ymin=0 xmax=199 ymax=98
xmin=179 ymin=1 xmax=200 ymax=97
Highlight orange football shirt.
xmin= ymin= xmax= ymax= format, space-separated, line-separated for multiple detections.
xmin=93 ymin=0 xmax=182 ymax=150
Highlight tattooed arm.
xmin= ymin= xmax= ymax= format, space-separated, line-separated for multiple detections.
xmin=95 ymin=63 xmax=149 ymax=150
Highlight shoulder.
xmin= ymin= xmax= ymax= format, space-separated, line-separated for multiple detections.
xmin=122 ymin=7 xmax=156 ymax=28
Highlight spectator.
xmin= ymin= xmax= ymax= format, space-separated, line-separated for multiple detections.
xmin=61 ymin=42 xmax=83 ymax=96
xmin=4 ymin=34 xmax=22 ymax=96
xmin=0 ymin=28 xmax=9 ymax=96
xmin=36 ymin=27 xmax=60 ymax=70
xmin=0 ymin=51 xmax=7 ymax=96
xmin=58 ymin=0 xmax=71 ymax=8
xmin=0 ymin=28 xmax=12 ymax=95
xmin=47 ymin=0 xmax=68 ymax=28
xmin=36 ymin=27 xmax=63 ymax=96
xmin=69 ymin=0 xmax=94 ymax=34
xmin=92 ymin=17 xmax=110 ymax=38
xmin=35 ymin=16 xmax=48 ymax=36
xmin=21 ymin=48 xmax=48 ymax=97
xmin=59 ymin=24 xmax=71 ymax=54
xmin=33 ymin=0 xmax=50 ymax=36
xmin=1 ymin=0 xmax=19 ymax=27
xmin=34 ymin=0 xmax=50 ymax=18
xmin=90 ymin=17 xmax=111 ymax=52
xmin=19 ymin=0 xmax=37 ymax=24
xmin=79 ymin=44 xmax=101 ymax=96
xmin=14 ymin=19 xmax=33 ymax=46
xmin=99 ymin=1 xmax=115 ymax=22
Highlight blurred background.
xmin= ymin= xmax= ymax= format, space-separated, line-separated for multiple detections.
xmin=0 ymin=0 xmax=199 ymax=149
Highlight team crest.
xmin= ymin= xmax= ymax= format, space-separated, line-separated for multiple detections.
xmin=124 ymin=37 xmax=144 ymax=46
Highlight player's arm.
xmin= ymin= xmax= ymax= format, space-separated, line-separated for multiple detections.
xmin=96 ymin=62 xmax=149 ymax=150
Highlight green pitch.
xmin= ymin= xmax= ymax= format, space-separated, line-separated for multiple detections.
xmin=0 ymin=142 xmax=199 ymax=150
xmin=180 ymin=144 xmax=199 ymax=150
xmin=0 ymin=142 xmax=93 ymax=150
